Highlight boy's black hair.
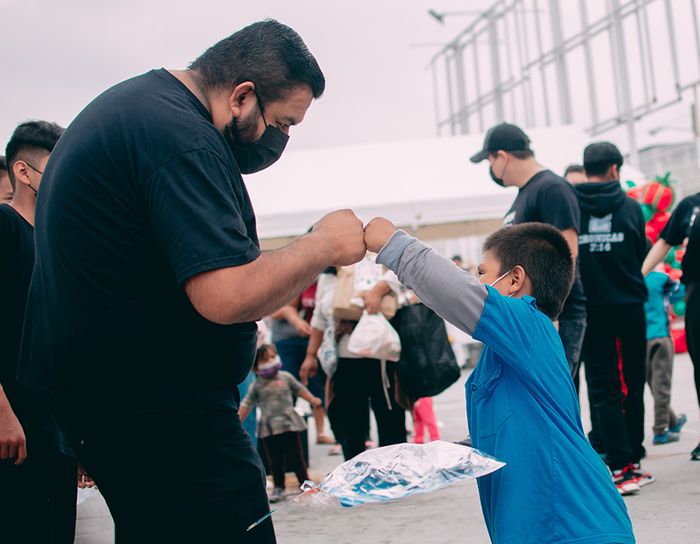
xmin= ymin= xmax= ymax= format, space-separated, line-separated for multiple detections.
xmin=189 ymin=19 xmax=325 ymax=106
xmin=5 ymin=120 xmax=64 ymax=188
xmin=563 ymin=163 xmax=585 ymax=177
xmin=584 ymin=161 xmax=619 ymax=178
xmin=0 ymin=155 xmax=6 ymax=172
xmin=483 ymin=223 xmax=573 ymax=319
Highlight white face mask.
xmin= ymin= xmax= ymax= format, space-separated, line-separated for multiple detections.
xmin=490 ymin=269 xmax=515 ymax=297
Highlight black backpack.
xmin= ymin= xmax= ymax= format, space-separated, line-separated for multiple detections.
xmin=391 ymin=303 xmax=461 ymax=399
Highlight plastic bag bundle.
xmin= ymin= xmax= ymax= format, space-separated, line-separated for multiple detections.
xmin=298 ymin=441 xmax=504 ymax=508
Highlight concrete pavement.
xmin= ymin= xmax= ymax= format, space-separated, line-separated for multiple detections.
xmin=75 ymin=353 xmax=700 ymax=543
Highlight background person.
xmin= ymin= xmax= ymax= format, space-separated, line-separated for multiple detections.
xmin=0 ymin=120 xmax=78 ymax=544
xmin=0 ymin=156 xmax=13 ymax=202
xmin=576 ymin=142 xmax=651 ymax=493
xmin=470 ymin=123 xmax=588 ymax=383
xmin=239 ymin=344 xmax=321 ymax=503
xmin=564 ymin=163 xmax=587 ymax=184
xmin=643 ymin=190 xmax=700 ymax=461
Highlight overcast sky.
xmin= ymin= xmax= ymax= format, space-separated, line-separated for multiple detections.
xmin=2 ymin=0 xmax=696 ymax=161
xmin=0 ymin=0 xmax=491 ymax=154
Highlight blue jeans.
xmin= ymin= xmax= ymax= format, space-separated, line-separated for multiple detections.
xmin=275 ymin=337 xmax=326 ymax=403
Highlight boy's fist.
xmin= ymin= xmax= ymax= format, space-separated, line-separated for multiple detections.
xmin=364 ymin=217 xmax=397 ymax=253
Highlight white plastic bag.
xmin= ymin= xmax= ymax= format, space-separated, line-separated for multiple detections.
xmin=347 ymin=312 xmax=401 ymax=362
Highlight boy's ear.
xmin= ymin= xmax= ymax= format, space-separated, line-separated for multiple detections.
xmin=510 ymin=265 xmax=527 ymax=295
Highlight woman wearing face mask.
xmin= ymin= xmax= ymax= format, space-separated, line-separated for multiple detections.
xmin=239 ymin=344 xmax=322 ymax=503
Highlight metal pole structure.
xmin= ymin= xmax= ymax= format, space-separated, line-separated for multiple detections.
xmin=532 ymin=0 xmax=552 ymax=125
xmin=431 ymin=62 xmax=441 ymax=137
xmin=444 ymin=52 xmax=456 ymax=136
xmin=453 ymin=44 xmax=470 ymax=134
xmin=487 ymin=9 xmax=505 ymax=122
xmin=579 ymin=0 xmax=600 ymax=127
xmin=609 ymin=0 xmax=640 ymax=166
xmin=548 ymin=0 xmax=573 ymax=124
xmin=472 ymin=39 xmax=485 ymax=131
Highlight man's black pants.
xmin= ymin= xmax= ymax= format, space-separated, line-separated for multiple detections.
xmin=58 ymin=397 xmax=276 ymax=543
xmin=0 ymin=453 xmax=77 ymax=543
xmin=582 ymin=303 xmax=647 ymax=470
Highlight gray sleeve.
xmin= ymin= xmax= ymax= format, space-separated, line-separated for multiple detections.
xmin=376 ymin=230 xmax=487 ymax=336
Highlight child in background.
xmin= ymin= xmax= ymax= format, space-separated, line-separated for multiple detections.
xmin=239 ymin=344 xmax=322 ymax=503
xmin=644 ymin=266 xmax=687 ymax=445
xmin=364 ymin=218 xmax=635 ymax=544
xmin=412 ymin=397 xmax=440 ymax=444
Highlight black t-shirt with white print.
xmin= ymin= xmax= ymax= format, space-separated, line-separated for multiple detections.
xmin=504 ymin=170 xmax=587 ymax=320
xmin=18 ymin=69 xmax=261 ymax=409
xmin=660 ymin=192 xmax=700 ymax=285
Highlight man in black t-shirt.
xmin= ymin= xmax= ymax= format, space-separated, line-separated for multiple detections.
xmin=643 ymin=192 xmax=700 ymax=461
xmin=17 ymin=21 xmax=366 ymax=543
xmin=470 ymin=123 xmax=588 ymax=383
xmin=576 ymin=142 xmax=651 ymax=491
xmin=0 ymin=121 xmax=78 ymax=543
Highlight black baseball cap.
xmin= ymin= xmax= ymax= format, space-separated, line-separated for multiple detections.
xmin=470 ymin=123 xmax=532 ymax=163
xmin=583 ymin=142 xmax=624 ymax=168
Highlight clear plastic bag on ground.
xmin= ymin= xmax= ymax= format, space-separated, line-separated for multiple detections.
xmin=295 ymin=441 xmax=505 ymax=508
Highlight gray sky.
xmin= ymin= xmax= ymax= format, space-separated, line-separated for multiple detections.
xmin=0 ymin=0 xmax=488 ymax=154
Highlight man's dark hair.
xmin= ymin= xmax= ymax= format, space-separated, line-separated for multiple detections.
xmin=483 ymin=223 xmax=573 ymax=319
xmin=5 ymin=120 xmax=64 ymax=188
xmin=508 ymin=149 xmax=535 ymax=160
xmin=189 ymin=19 xmax=325 ymax=106
xmin=564 ymin=164 xmax=585 ymax=177
xmin=584 ymin=160 xmax=620 ymax=178
xmin=0 ymin=155 xmax=6 ymax=173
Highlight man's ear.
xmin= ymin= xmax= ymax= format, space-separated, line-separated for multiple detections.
xmin=12 ymin=160 xmax=31 ymax=187
xmin=229 ymin=81 xmax=256 ymax=118
xmin=510 ymin=265 xmax=527 ymax=295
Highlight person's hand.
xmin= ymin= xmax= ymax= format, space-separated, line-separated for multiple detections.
xmin=364 ymin=217 xmax=397 ymax=253
xmin=291 ymin=317 xmax=313 ymax=337
xmin=360 ymin=289 xmax=383 ymax=314
xmin=312 ymin=210 xmax=366 ymax=266
xmin=300 ymin=355 xmax=318 ymax=386
xmin=77 ymin=465 xmax=96 ymax=489
xmin=310 ymin=396 xmax=323 ymax=408
xmin=0 ymin=401 xmax=27 ymax=465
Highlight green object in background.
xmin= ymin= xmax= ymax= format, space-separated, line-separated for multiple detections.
xmin=641 ymin=204 xmax=654 ymax=222
xmin=674 ymin=300 xmax=686 ymax=317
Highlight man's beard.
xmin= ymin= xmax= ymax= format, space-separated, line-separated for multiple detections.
xmin=223 ymin=107 xmax=260 ymax=145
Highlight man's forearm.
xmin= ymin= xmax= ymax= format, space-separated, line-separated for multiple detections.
xmin=186 ymin=233 xmax=335 ymax=324
xmin=642 ymin=239 xmax=672 ymax=276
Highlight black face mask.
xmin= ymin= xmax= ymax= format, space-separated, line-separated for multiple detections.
xmin=224 ymin=97 xmax=290 ymax=174
xmin=489 ymin=166 xmax=506 ymax=187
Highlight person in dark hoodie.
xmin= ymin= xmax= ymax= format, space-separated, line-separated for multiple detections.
xmin=576 ymin=142 xmax=651 ymax=495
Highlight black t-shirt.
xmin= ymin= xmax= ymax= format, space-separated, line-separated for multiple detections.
xmin=17 ymin=70 xmax=261 ymax=409
xmin=575 ymin=181 xmax=648 ymax=306
xmin=660 ymin=193 xmax=700 ymax=285
xmin=503 ymin=170 xmax=587 ymax=320
xmin=0 ymin=204 xmax=70 ymax=456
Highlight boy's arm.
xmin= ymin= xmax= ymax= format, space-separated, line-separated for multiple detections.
xmin=367 ymin=220 xmax=487 ymax=336
xmin=298 ymin=387 xmax=322 ymax=408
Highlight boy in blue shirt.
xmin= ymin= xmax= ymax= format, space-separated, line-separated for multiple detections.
xmin=643 ymin=267 xmax=687 ymax=444
xmin=364 ymin=218 xmax=634 ymax=544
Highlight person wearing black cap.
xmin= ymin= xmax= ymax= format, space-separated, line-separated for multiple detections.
xmin=471 ymin=123 xmax=588 ymax=384
xmin=642 ymin=191 xmax=700 ymax=461
xmin=575 ymin=141 xmax=652 ymax=494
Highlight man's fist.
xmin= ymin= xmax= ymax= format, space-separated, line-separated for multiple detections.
xmin=313 ymin=209 xmax=366 ymax=266
xmin=364 ymin=217 xmax=397 ymax=253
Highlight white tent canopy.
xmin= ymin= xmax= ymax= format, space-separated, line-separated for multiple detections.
xmin=246 ymin=125 xmax=645 ymax=241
